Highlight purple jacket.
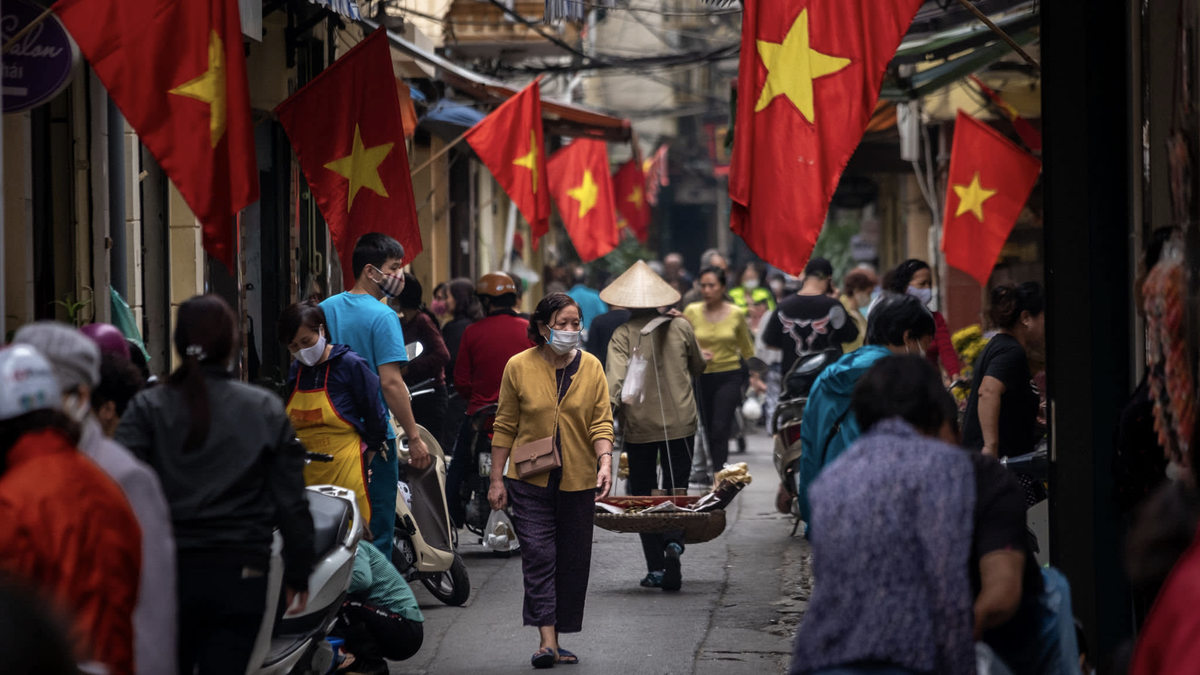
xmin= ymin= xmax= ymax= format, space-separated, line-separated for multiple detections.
xmin=791 ymin=419 xmax=977 ymax=675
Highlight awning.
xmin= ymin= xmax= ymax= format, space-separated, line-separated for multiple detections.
xmin=419 ymin=99 xmax=487 ymax=141
xmin=309 ymin=0 xmax=361 ymax=20
xmin=362 ymin=19 xmax=631 ymax=142
xmin=880 ymin=28 xmax=1039 ymax=100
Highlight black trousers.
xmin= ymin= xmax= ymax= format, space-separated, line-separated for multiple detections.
xmin=445 ymin=414 xmax=477 ymax=526
xmin=340 ymin=601 xmax=424 ymax=662
xmin=410 ymin=383 xmax=448 ymax=449
xmin=697 ymin=370 xmax=744 ymax=473
xmin=626 ymin=437 xmax=693 ymax=572
xmin=177 ymin=561 xmax=268 ymax=675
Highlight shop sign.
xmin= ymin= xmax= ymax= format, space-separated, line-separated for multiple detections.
xmin=850 ymin=234 xmax=878 ymax=262
xmin=2 ymin=0 xmax=81 ymax=114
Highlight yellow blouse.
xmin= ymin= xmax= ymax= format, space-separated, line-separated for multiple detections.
xmin=684 ymin=302 xmax=756 ymax=374
xmin=493 ymin=348 xmax=615 ymax=491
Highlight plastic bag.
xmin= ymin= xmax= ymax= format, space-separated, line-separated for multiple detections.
xmin=741 ymin=395 xmax=763 ymax=421
xmin=976 ymin=643 xmax=1015 ymax=675
xmin=397 ymin=481 xmax=413 ymax=509
xmin=484 ymin=509 xmax=519 ymax=552
xmin=621 ymin=346 xmax=648 ymax=405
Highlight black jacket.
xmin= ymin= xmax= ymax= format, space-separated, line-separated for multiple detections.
xmin=116 ymin=368 xmax=315 ymax=590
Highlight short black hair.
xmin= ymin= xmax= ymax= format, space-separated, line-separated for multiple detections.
xmin=866 ymin=293 xmax=936 ymax=347
xmin=483 ymin=293 xmax=519 ymax=310
xmin=989 ymin=281 xmax=1044 ymax=329
xmin=397 ymin=273 xmax=424 ymax=310
xmin=351 ymin=233 xmax=405 ymax=281
xmin=852 ymin=355 xmax=949 ymax=435
xmin=277 ymin=300 xmax=326 ymax=344
xmin=91 ymin=353 xmax=146 ymax=417
xmin=697 ymin=266 xmax=727 ymax=287
xmin=528 ymin=293 xmax=582 ymax=346
xmin=882 ymin=259 xmax=931 ymax=293
xmin=804 ymin=257 xmax=834 ymax=280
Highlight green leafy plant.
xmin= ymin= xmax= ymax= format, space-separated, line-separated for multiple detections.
xmin=52 ymin=292 xmax=93 ymax=328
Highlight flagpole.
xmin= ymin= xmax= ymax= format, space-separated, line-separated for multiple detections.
xmin=502 ymin=202 xmax=518 ymax=273
xmin=953 ymin=0 xmax=1040 ymax=72
xmin=1 ymin=6 xmax=54 ymax=53
xmin=411 ymin=129 xmax=470 ymax=177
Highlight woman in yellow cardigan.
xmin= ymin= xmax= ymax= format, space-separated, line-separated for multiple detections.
xmin=487 ymin=292 xmax=615 ymax=670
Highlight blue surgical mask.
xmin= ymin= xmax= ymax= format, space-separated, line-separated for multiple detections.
xmin=907 ymin=286 xmax=933 ymax=307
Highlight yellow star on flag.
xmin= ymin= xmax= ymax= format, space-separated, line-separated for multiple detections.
xmin=627 ymin=185 xmax=645 ymax=210
xmin=754 ymin=9 xmax=852 ymax=123
xmin=323 ymin=125 xmax=394 ymax=212
xmin=513 ymin=130 xmax=539 ymax=193
xmin=567 ymin=170 xmax=599 ymax=218
xmin=952 ymin=172 xmax=998 ymax=222
xmin=169 ymin=30 xmax=228 ymax=148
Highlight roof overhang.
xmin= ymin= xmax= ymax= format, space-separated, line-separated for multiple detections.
xmin=362 ymin=19 xmax=632 ymax=142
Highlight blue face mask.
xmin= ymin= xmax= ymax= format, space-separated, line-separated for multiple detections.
xmin=907 ymin=286 xmax=933 ymax=307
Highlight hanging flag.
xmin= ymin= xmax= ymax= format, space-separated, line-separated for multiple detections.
xmin=643 ymin=144 xmax=670 ymax=207
xmin=612 ymin=159 xmax=650 ymax=243
xmin=548 ymin=139 xmax=618 ymax=262
xmin=466 ymin=80 xmax=551 ymax=245
xmin=276 ymin=30 xmax=420 ymax=291
xmin=728 ymin=0 xmax=924 ymax=275
xmin=942 ymin=110 xmax=1041 ymax=286
xmin=54 ymin=0 xmax=259 ymax=271
xmin=969 ymin=75 xmax=1042 ymax=152
xmin=396 ymin=79 xmax=419 ymax=140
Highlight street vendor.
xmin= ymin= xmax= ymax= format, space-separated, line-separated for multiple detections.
xmin=279 ymin=299 xmax=387 ymax=520
xmin=604 ymin=261 xmax=707 ymax=591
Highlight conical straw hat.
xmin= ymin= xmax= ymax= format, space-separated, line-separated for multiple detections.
xmin=600 ymin=260 xmax=681 ymax=309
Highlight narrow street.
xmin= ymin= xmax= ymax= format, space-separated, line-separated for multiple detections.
xmin=396 ymin=430 xmax=812 ymax=675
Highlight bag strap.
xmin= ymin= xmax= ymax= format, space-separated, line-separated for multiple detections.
xmin=820 ymin=406 xmax=853 ymax=459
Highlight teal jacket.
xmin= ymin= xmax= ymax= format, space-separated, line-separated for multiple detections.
xmin=797 ymin=345 xmax=891 ymax=526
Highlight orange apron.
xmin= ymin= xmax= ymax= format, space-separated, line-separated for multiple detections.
xmin=286 ymin=365 xmax=371 ymax=521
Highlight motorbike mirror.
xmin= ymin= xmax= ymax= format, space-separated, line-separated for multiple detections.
xmin=406 ymin=341 xmax=424 ymax=361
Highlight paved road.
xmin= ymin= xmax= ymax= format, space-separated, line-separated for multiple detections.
xmin=393 ymin=430 xmax=812 ymax=675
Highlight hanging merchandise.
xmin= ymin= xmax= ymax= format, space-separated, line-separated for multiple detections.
xmin=1142 ymin=236 xmax=1194 ymax=466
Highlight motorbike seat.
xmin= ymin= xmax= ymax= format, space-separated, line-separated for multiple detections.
xmin=308 ymin=490 xmax=351 ymax=559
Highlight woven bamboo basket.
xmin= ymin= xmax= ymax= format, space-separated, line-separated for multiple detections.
xmin=594 ymin=509 xmax=726 ymax=544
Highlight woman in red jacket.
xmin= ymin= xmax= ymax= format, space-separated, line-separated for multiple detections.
xmin=883 ymin=259 xmax=961 ymax=379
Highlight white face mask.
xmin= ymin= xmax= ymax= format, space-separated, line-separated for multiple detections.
xmin=907 ymin=286 xmax=933 ymax=307
xmin=64 ymin=392 xmax=90 ymax=423
xmin=743 ymin=277 xmax=760 ymax=290
xmin=547 ymin=329 xmax=581 ymax=355
xmin=293 ymin=330 xmax=327 ymax=367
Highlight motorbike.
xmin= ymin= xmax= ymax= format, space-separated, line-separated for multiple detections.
xmin=459 ymin=402 xmax=502 ymax=542
xmin=391 ymin=359 xmax=472 ymax=607
xmin=246 ymin=452 xmax=363 ymax=675
xmin=771 ymin=349 xmax=843 ymax=534
xmin=1000 ymin=441 xmax=1050 ymax=566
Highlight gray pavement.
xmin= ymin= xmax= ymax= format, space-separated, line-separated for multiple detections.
xmin=392 ymin=429 xmax=812 ymax=675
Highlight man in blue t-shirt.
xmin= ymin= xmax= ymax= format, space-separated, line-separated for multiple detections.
xmin=566 ymin=266 xmax=608 ymax=331
xmin=321 ymin=233 xmax=431 ymax=559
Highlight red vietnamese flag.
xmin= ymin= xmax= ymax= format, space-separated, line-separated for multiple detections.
xmin=275 ymin=30 xmax=421 ymax=291
xmin=612 ymin=160 xmax=650 ymax=243
xmin=53 ymin=0 xmax=259 ymax=271
xmin=548 ymin=140 xmax=619 ymax=262
xmin=969 ymin=75 xmax=1042 ymax=152
xmin=942 ymin=111 xmax=1041 ymax=286
xmin=729 ymin=0 xmax=923 ymax=275
xmin=466 ymin=81 xmax=552 ymax=245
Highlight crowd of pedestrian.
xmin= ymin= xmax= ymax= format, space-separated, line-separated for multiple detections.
xmin=2 ymin=234 xmax=1194 ymax=675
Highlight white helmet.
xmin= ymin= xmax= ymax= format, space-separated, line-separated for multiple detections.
xmin=0 ymin=345 xmax=62 ymax=421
